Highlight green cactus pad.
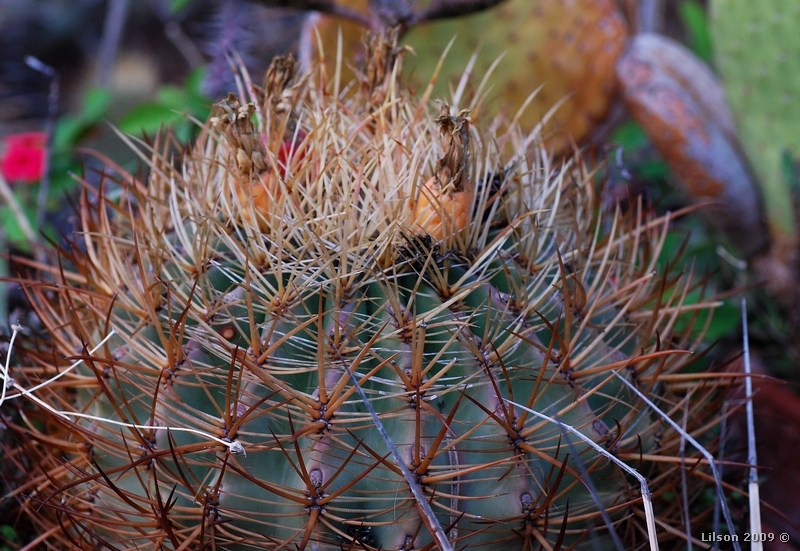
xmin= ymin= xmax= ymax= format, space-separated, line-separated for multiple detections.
xmin=312 ymin=0 xmax=627 ymax=153
xmin=710 ymin=0 xmax=800 ymax=242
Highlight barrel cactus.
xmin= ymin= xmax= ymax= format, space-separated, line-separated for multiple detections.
xmin=5 ymin=33 xmax=731 ymax=550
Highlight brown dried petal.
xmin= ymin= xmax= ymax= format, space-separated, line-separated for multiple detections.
xmin=264 ymin=55 xmax=299 ymax=103
xmin=434 ymin=105 xmax=471 ymax=192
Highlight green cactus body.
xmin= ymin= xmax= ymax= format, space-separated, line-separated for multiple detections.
xmin=710 ymin=0 xmax=800 ymax=244
xmin=10 ymin=37 xmax=725 ymax=550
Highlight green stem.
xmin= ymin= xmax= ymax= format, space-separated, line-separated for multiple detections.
xmin=0 ymin=173 xmax=37 ymax=245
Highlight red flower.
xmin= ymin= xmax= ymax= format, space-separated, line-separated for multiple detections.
xmin=1 ymin=132 xmax=47 ymax=183
xmin=261 ymin=131 xmax=309 ymax=179
xmin=277 ymin=131 xmax=308 ymax=178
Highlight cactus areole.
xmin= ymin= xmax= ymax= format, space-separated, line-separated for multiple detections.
xmin=8 ymin=33 xmax=728 ymax=550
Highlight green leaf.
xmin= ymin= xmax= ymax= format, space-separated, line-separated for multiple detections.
xmin=782 ymin=150 xmax=800 ymax=193
xmin=52 ymin=88 xmax=111 ymax=150
xmin=664 ymin=287 xmax=739 ymax=341
xmin=679 ymin=1 xmax=713 ymax=62
xmin=156 ymin=86 xmax=188 ymax=109
xmin=638 ymin=159 xmax=669 ymax=181
xmin=183 ymin=67 xmax=212 ymax=118
xmin=49 ymin=168 xmax=79 ymax=196
xmin=170 ymin=0 xmax=196 ymax=13
xmin=81 ymin=87 xmax=112 ymax=122
xmin=0 ymin=525 xmax=18 ymax=551
xmin=702 ymin=299 xmax=740 ymax=341
xmin=611 ymin=121 xmax=649 ymax=151
xmin=185 ymin=66 xmax=208 ymax=97
xmin=0 ymin=198 xmax=37 ymax=249
xmin=53 ymin=115 xmax=84 ymax=150
xmin=0 ymin=525 xmax=17 ymax=541
xmin=118 ymin=103 xmax=181 ymax=135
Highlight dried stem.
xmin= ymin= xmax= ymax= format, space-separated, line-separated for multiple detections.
xmin=24 ymin=56 xmax=59 ymax=241
xmin=412 ymin=0 xmax=507 ymax=24
xmin=96 ymin=0 xmax=130 ymax=87
xmin=679 ymin=395 xmax=693 ymax=550
xmin=0 ymin=326 xmax=245 ymax=455
xmin=251 ymin=0 xmax=373 ymax=27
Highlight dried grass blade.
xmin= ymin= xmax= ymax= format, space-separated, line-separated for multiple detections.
xmin=504 ymin=398 xmax=659 ymax=551
xmin=334 ymin=349 xmax=453 ymax=551
xmin=742 ymin=298 xmax=762 ymax=551
xmin=611 ymin=371 xmax=740 ymax=551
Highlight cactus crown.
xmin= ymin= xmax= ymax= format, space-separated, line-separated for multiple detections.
xmin=4 ymin=32 xmax=733 ymax=551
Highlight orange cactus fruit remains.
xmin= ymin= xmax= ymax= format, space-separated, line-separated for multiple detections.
xmin=212 ymin=93 xmax=311 ymax=227
xmin=407 ymin=106 xmax=475 ymax=240
xmin=409 ymin=176 xmax=473 ymax=239
xmin=247 ymin=172 xmax=280 ymax=222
